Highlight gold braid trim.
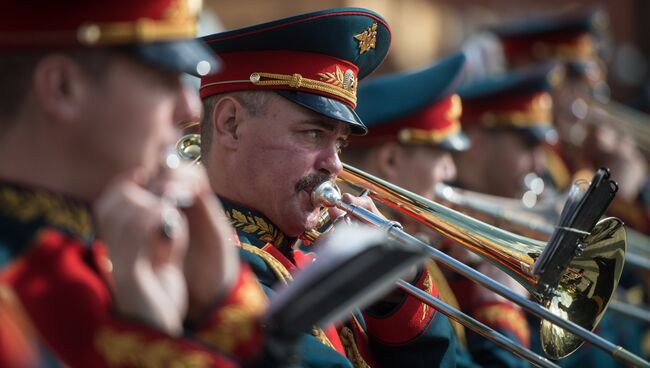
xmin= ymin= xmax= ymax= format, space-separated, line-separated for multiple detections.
xmin=77 ymin=0 xmax=198 ymax=46
xmin=239 ymin=243 xmax=293 ymax=284
xmin=311 ymin=326 xmax=335 ymax=350
xmin=249 ymin=72 xmax=357 ymax=106
xmin=238 ymin=243 xmax=334 ymax=349
xmin=340 ymin=326 xmax=371 ymax=368
xmin=425 ymin=261 xmax=466 ymax=347
xmin=94 ymin=328 xmax=211 ymax=368
xmin=399 ymin=120 xmax=461 ymax=145
xmin=77 ymin=20 xmax=196 ymax=46
xmin=195 ymin=275 xmax=267 ymax=354
xmin=480 ymin=92 xmax=553 ymax=129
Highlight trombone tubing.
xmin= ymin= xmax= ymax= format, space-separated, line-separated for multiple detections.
xmin=395 ymin=279 xmax=560 ymax=368
xmin=439 ymin=183 xmax=650 ymax=272
xmin=327 ymin=197 xmax=650 ymax=368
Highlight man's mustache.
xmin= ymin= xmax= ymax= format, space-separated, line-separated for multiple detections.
xmin=295 ymin=172 xmax=333 ymax=193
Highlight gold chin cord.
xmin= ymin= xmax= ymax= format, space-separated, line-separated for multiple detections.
xmin=311 ymin=163 xmax=648 ymax=368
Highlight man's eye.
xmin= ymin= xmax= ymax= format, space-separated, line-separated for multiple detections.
xmin=305 ymin=130 xmax=322 ymax=139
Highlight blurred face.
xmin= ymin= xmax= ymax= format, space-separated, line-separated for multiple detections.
xmin=231 ymin=94 xmax=349 ymax=236
xmin=482 ymin=130 xmax=545 ymax=198
xmin=552 ymin=79 xmax=593 ymax=145
xmin=77 ymin=54 xmax=197 ymax=182
xmin=392 ymin=144 xmax=457 ymax=200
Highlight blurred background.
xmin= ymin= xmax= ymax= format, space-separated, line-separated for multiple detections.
xmin=200 ymin=0 xmax=650 ymax=111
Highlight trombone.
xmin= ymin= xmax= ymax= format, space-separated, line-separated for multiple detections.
xmin=311 ymin=164 xmax=649 ymax=367
xmin=578 ymin=96 xmax=650 ymax=155
xmin=434 ymin=182 xmax=650 ymax=325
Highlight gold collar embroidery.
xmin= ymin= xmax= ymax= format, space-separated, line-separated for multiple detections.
xmin=0 ymin=182 xmax=94 ymax=241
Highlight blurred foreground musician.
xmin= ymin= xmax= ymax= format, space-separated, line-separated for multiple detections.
xmin=0 ymin=1 xmax=267 ymax=366
xmin=342 ymin=52 xmax=531 ymax=368
xmin=197 ymin=8 xmax=470 ymax=368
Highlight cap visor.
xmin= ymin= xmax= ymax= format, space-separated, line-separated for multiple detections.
xmin=276 ymin=90 xmax=367 ymax=135
xmin=438 ymin=131 xmax=471 ymax=152
xmin=132 ymin=39 xmax=219 ymax=77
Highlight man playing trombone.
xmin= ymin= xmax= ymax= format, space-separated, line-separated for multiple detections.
xmin=196 ymin=8 xmax=472 ymax=368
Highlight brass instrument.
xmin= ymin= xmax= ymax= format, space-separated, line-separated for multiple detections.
xmin=434 ymin=182 xmax=650 ymax=325
xmin=583 ymin=97 xmax=650 ymax=155
xmin=176 ymin=121 xmax=202 ymax=163
xmin=312 ymin=164 xmax=650 ymax=367
xmin=434 ymin=182 xmax=650 ymax=272
xmin=176 ymin=133 xmax=201 ymax=163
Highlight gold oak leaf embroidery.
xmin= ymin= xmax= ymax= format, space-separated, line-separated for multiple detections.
xmin=318 ymin=66 xmax=356 ymax=94
xmin=228 ymin=209 xmax=284 ymax=245
xmin=318 ymin=66 xmax=344 ymax=88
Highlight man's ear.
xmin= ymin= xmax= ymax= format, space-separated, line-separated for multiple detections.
xmin=32 ymin=54 xmax=88 ymax=124
xmin=374 ymin=141 xmax=401 ymax=181
xmin=212 ymin=96 xmax=246 ymax=150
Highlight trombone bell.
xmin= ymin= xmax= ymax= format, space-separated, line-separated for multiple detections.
xmin=540 ymin=217 xmax=625 ymax=359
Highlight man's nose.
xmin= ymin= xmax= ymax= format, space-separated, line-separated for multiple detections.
xmin=316 ymin=145 xmax=343 ymax=177
xmin=173 ymin=84 xmax=203 ymax=125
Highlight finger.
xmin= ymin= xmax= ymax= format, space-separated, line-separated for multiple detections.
xmin=340 ymin=193 xmax=386 ymax=219
xmin=326 ymin=206 xmax=346 ymax=220
xmin=149 ymin=202 xmax=189 ymax=269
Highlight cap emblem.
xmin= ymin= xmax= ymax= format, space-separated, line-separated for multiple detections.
xmin=354 ymin=23 xmax=377 ymax=54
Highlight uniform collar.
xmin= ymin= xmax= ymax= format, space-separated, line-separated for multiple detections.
xmin=219 ymin=196 xmax=296 ymax=251
xmin=0 ymin=180 xmax=96 ymax=261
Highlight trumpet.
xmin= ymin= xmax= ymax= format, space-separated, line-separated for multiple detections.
xmin=311 ymin=164 xmax=649 ymax=367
